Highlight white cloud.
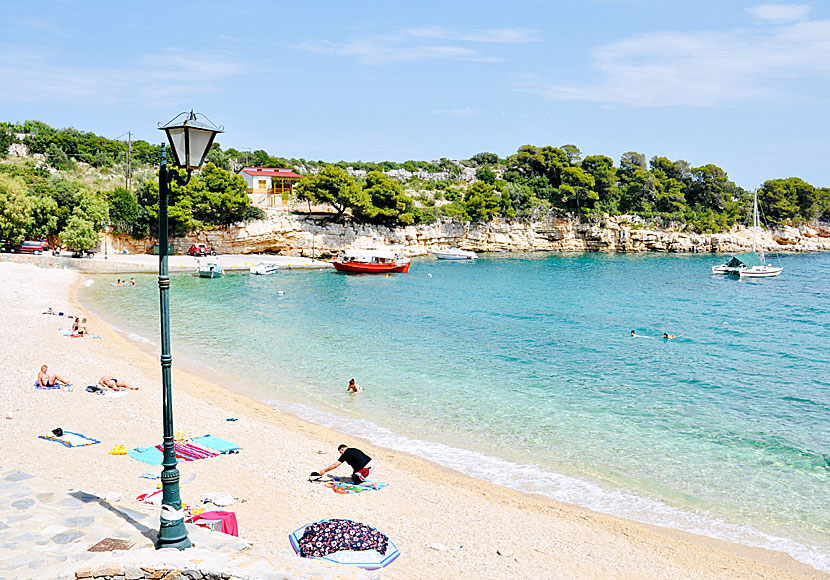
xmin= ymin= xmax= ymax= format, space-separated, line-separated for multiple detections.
xmin=0 ymin=46 xmax=241 ymax=106
xmin=294 ymin=27 xmax=539 ymax=65
xmin=747 ymin=3 xmax=810 ymax=24
xmin=527 ymin=15 xmax=830 ymax=107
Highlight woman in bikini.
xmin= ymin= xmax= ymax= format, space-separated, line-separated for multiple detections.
xmin=98 ymin=376 xmax=139 ymax=391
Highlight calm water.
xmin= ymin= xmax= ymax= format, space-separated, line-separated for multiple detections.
xmin=81 ymin=252 xmax=830 ymax=570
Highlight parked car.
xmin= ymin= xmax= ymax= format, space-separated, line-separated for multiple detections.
xmin=3 ymin=240 xmax=47 ymax=254
xmin=188 ymin=243 xmax=216 ymax=256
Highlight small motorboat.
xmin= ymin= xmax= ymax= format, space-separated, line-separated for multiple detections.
xmin=197 ymin=262 xmax=223 ymax=278
xmin=433 ymin=247 xmax=476 ymax=260
xmin=333 ymin=248 xmax=411 ymax=274
xmin=250 ymin=262 xmax=280 ymax=275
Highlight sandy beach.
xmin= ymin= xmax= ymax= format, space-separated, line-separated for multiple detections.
xmin=0 ymin=260 xmax=826 ymax=580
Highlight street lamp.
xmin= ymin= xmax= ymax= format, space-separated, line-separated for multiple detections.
xmin=155 ymin=111 xmax=222 ymax=550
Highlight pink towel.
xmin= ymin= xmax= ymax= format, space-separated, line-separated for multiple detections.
xmin=190 ymin=510 xmax=238 ymax=536
xmin=155 ymin=442 xmax=219 ymax=461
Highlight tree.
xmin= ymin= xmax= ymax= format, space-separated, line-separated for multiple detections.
xmin=359 ymin=171 xmax=415 ymax=226
xmin=46 ymin=143 xmax=73 ymax=170
xmin=757 ymin=178 xmax=809 ymax=225
xmin=0 ymin=174 xmax=33 ymax=243
xmin=688 ymin=164 xmax=734 ymax=211
xmin=581 ymin=155 xmax=619 ymax=212
xmin=27 ymin=194 xmax=58 ymax=239
xmin=295 ymin=165 xmax=370 ymax=220
xmin=464 ymin=182 xmax=501 ymax=222
xmin=60 ymin=215 xmax=98 ymax=253
xmin=470 ymin=152 xmax=500 ymax=165
xmin=476 ymin=166 xmax=496 ymax=185
xmin=560 ymin=166 xmax=596 ymax=210
xmin=107 ymin=187 xmax=140 ymax=234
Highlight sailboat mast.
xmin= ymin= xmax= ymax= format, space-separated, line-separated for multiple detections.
xmin=752 ymin=191 xmax=758 ymax=254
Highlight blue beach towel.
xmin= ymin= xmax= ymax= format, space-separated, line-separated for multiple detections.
xmin=35 ymin=381 xmax=61 ymax=390
xmin=38 ymin=431 xmax=100 ymax=447
xmin=191 ymin=434 xmax=240 ymax=454
xmin=128 ymin=446 xmax=165 ymax=465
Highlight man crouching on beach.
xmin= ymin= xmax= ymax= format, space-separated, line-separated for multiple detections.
xmin=313 ymin=444 xmax=374 ymax=485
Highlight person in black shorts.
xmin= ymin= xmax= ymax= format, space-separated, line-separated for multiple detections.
xmin=312 ymin=444 xmax=374 ymax=484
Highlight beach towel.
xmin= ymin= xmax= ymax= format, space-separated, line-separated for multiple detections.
xmin=34 ymin=381 xmax=61 ymax=390
xmin=38 ymin=431 xmax=100 ymax=448
xmin=324 ymin=480 xmax=387 ymax=495
xmin=297 ymin=519 xmax=388 ymax=558
xmin=128 ymin=446 xmax=165 ymax=465
xmin=191 ymin=434 xmax=240 ymax=454
xmin=58 ymin=328 xmax=102 ymax=339
xmin=154 ymin=442 xmax=219 ymax=462
xmin=190 ymin=510 xmax=239 ymax=537
xmin=136 ymin=489 xmax=163 ymax=506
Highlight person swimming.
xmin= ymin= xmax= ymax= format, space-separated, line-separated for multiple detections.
xmin=663 ymin=333 xmax=685 ymax=340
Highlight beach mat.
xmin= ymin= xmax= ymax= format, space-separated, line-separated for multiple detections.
xmin=34 ymin=381 xmax=61 ymax=390
xmin=38 ymin=431 xmax=100 ymax=448
xmin=154 ymin=442 xmax=220 ymax=461
xmin=325 ymin=478 xmax=387 ymax=494
xmin=191 ymin=434 xmax=240 ymax=454
xmin=128 ymin=446 xmax=165 ymax=465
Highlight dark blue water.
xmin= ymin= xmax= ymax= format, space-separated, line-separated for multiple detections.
xmin=82 ymin=252 xmax=830 ymax=570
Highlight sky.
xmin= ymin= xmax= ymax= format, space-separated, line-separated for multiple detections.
xmin=1 ymin=0 xmax=829 ymax=189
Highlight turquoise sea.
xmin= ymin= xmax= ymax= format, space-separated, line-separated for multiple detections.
xmin=81 ymin=252 xmax=830 ymax=571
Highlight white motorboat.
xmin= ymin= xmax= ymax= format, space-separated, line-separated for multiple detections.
xmin=197 ymin=262 xmax=223 ymax=278
xmin=250 ymin=262 xmax=280 ymax=275
xmin=433 ymin=247 xmax=476 ymax=260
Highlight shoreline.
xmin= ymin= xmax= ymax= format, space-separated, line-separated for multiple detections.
xmin=1 ymin=261 xmax=826 ymax=579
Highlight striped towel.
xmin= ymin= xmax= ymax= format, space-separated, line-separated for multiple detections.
xmin=155 ymin=442 xmax=219 ymax=461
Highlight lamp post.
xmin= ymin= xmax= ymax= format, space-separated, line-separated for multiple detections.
xmin=155 ymin=111 xmax=222 ymax=550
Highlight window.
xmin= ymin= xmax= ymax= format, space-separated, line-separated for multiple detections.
xmin=258 ymin=179 xmax=267 ymax=189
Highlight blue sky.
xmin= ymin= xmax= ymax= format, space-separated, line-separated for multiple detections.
xmin=1 ymin=1 xmax=828 ymax=189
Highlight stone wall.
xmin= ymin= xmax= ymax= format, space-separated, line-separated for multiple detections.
xmin=106 ymin=214 xmax=830 ymax=257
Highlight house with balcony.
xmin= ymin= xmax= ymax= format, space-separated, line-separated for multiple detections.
xmin=241 ymin=167 xmax=302 ymax=208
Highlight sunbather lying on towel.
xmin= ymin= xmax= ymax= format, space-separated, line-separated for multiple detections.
xmin=37 ymin=364 xmax=70 ymax=388
xmin=99 ymin=376 xmax=138 ymax=391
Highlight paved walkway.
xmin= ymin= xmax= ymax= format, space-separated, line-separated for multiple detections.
xmin=0 ymin=467 xmax=375 ymax=580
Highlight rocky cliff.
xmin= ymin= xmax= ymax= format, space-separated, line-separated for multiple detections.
xmin=105 ymin=214 xmax=830 ymax=257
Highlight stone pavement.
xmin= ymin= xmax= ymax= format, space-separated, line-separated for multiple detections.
xmin=0 ymin=467 xmax=377 ymax=580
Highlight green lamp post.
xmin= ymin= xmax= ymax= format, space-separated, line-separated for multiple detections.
xmin=155 ymin=111 xmax=222 ymax=549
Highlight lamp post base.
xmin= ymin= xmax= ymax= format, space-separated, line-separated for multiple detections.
xmin=156 ymin=519 xmax=192 ymax=550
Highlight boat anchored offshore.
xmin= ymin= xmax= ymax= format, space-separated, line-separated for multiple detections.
xmin=197 ymin=262 xmax=223 ymax=278
xmin=250 ymin=262 xmax=279 ymax=276
xmin=712 ymin=191 xmax=782 ymax=278
xmin=433 ymin=247 xmax=476 ymax=260
xmin=333 ymin=248 xmax=411 ymax=274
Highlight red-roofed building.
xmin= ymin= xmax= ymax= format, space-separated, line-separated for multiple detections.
xmin=240 ymin=167 xmax=302 ymax=208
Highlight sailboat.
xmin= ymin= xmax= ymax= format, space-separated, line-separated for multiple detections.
xmin=712 ymin=191 xmax=782 ymax=277
xmin=739 ymin=191 xmax=782 ymax=278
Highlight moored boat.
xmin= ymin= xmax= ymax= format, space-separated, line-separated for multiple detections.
xmin=332 ymin=249 xmax=411 ymax=274
xmin=197 ymin=262 xmax=223 ymax=278
xmin=250 ymin=262 xmax=280 ymax=275
xmin=433 ymin=247 xmax=476 ymax=260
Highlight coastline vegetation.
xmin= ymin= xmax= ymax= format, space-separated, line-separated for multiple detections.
xmin=1 ymin=121 xmax=828 ymax=252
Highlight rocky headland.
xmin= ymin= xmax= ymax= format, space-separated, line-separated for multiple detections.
xmin=104 ymin=213 xmax=830 ymax=257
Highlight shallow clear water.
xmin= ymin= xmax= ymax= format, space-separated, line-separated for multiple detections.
xmin=81 ymin=252 xmax=830 ymax=570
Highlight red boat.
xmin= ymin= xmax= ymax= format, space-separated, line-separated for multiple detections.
xmin=332 ymin=249 xmax=411 ymax=274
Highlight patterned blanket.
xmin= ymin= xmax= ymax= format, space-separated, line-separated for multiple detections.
xmin=298 ymin=519 xmax=388 ymax=558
